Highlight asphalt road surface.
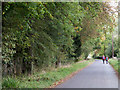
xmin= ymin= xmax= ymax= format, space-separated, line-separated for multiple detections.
xmin=55 ymin=60 xmax=118 ymax=88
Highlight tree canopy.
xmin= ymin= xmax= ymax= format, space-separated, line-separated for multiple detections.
xmin=2 ymin=2 xmax=118 ymax=76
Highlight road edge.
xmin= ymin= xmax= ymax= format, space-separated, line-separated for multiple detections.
xmin=49 ymin=60 xmax=94 ymax=88
xmin=109 ymin=63 xmax=120 ymax=79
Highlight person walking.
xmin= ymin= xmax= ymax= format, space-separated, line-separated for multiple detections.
xmin=106 ymin=56 xmax=109 ymax=64
xmin=102 ymin=55 xmax=105 ymax=64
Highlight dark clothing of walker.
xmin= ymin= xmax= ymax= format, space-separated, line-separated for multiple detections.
xmin=103 ymin=59 xmax=105 ymax=64
xmin=102 ymin=56 xmax=105 ymax=64
xmin=106 ymin=60 xmax=108 ymax=64
xmin=106 ymin=57 xmax=109 ymax=64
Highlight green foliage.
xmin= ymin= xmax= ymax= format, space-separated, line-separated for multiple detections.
xmin=103 ymin=36 xmax=118 ymax=58
xmin=73 ymin=35 xmax=81 ymax=58
xmin=2 ymin=2 xmax=118 ymax=89
xmin=2 ymin=2 xmax=116 ymax=77
xmin=117 ymin=50 xmax=120 ymax=58
xmin=2 ymin=77 xmax=20 ymax=88
xmin=105 ymin=43 xmax=112 ymax=57
xmin=109 ymin=59 xmax=118 ymax=73
xmin=15 ymin=60 xmax=93 ymax=88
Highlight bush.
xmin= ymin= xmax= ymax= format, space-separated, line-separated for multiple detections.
xmin=2 ymin=77 xmax=20 ymax=88
xmin=117 ymin=51 xmax=120 ymax=58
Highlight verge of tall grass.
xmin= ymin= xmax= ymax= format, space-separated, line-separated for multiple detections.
xmin=2 ymin=77 xmax=20 ymax=88
xmin=3 ymin=59 xmax=94 ymax=88
xmin=109 ymin=59 xmax=118 ymax=73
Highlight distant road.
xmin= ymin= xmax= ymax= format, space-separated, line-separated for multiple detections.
xmin=55 ymin=60 xmax=118 ymax=88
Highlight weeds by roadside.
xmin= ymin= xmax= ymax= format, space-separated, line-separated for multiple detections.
xmin=2 ymin=59 xmax=94 ymax=88
xmin=109 ymin=59 xmax=119 ymax=73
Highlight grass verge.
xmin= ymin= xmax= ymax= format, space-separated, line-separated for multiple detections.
xmin=109 ymin=59 xmax=119 ymax=73
xmin=2 ymin=59 xmax=94 ymax=88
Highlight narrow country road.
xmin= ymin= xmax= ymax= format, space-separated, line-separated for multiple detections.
xmin=55 ymin=60 xmax=118 ymax=88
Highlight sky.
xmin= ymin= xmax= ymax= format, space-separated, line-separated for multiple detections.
xmin=109 ymin=1 xmax=118 ymax=12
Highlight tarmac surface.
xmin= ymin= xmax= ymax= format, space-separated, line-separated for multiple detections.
xmin=55 ymin=60 xmax=118 ymax=88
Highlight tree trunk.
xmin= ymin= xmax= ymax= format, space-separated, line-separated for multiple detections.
xmin=55 ymin=55 xmax=61 ymax=68
xmin=112 ymin=32 xmax=114 ymax=58
xmin=2 ymin=63 xmax=7 ymax=76
xmin=104 ymin=44 xmax=105 ymax=56
xmin=13 ymin=59 xmax=16 ymax=76
xmin=27 ymin=47 xmax=33 ymax=75
xmin=16 ymin=57 xmax=22 ymax=76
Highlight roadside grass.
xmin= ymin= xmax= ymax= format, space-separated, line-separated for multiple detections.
xmin=2 ymin=77 xmax=20 ymax=88
xmin=2 ymin=59 xmax=94 ymax=88
xmin=109 ymin=59 xmax=119 ymax=73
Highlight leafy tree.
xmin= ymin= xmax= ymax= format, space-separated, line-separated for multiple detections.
xmin=2 ymin=2 xmax=117 ymax=76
